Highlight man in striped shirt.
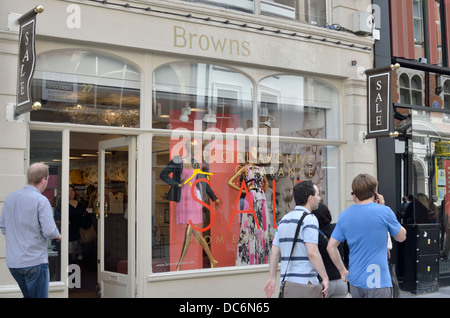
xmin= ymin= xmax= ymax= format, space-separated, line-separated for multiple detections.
xmin=264 ymin=181 xmax=329 ymax=298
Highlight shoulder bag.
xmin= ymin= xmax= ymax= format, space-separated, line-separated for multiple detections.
xmin=279 ymin=212 xmax=323 ymax=298
xmin=79 ymin=213 xmax=96 ymax=244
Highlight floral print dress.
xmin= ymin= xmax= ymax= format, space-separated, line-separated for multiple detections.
xmin=236 ymin=165 xmax=272 ymax=265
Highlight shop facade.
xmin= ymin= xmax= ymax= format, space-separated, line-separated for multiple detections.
xmin=0 ymin=0 xmax=374 ymax=297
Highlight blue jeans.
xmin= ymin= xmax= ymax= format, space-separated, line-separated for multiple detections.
xmin=9 ymin=263 xmax=49 ymax=298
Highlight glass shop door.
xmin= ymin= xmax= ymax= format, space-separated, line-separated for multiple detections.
xmin=98 ymin=136 xmax=136 ymax=298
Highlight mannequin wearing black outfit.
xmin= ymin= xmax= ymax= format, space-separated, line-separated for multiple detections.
xmin=160 ymin=140 xmax=221 ymax=270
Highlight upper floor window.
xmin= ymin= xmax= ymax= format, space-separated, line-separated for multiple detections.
xmin=180 ymin=0 xmax=254 ymax=13
xmin=399 ymin=73 xmax=423 ymax=106
xmin=179 ymin=0 xmax=327 ymax=25
xmin=31 ymin=50 xmax=141 ymax=127
xmin=413 ymin=0 xmax=424 ymax=45
xmin=444 ymin=79 xmax=450 ymax=110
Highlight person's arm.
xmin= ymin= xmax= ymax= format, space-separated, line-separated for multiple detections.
xmin=228 ymin=165 xmax=247 ymax=191
xmin=393 ymin=226 xmax=407 ymax=242
xmin=306 ymin=242 xmax=329 ymax=297
xmin=38 ymin=198 xmax=61 ymax=240
xmin=263 ymin=245 xmax=280 ymax=298
xmin=262 ymin=174 xmax=269 ymax=191
xmin=327 ymin=237 xmax=348 ymax=282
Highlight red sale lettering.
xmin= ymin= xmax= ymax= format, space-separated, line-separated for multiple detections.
xmin=227 ymin=179 xmax=260 ymax=231
xmin=272 ymin=179 xmax=277 ymax=229
xmin=189 ymin=178 xmax=216 ymax=233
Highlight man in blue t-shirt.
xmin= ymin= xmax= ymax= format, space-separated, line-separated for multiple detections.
xmin=327 ymin=173 xmax=406 ymax=298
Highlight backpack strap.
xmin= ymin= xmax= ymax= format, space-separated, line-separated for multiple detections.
xmin=318 ymin=229 xmax=328 ymax=241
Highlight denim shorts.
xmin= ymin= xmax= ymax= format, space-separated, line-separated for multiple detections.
xmin=9 ymin=263 xmax=49 ymax=298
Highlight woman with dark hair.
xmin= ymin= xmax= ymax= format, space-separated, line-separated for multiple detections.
xmin=68 ymin=185 xmax=90 ymax=264
xmin=312 ymin=202 xmax=348 ymax=298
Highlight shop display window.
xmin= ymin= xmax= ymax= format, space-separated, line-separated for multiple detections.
xmin=30 ymin=50 xmax=141 ymax=127
xmin=401 ymin=109 xmax=450 ymax=276
xmin=30 ymin=130 xmax=62 ymax=282
xmin=151 ymin=135 xmax=340 ymax=272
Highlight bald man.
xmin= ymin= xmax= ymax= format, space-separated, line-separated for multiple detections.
xmin=0 ymin=163 xmax=61 ymax=298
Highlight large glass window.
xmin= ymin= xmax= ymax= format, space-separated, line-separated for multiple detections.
xmin=178 ymin=0 xmax=327 ymax=25
xmin=444 ymin=79 xmax=450 ymax=110
xmin=151 ymin=135 xmax=340 ymax=272
xmin=413 ymin=0 xmax=424 ymax=45
xmin=30 ymin=50 xmax=141 ymax=127
xmin=30 ymin=130 xmax=62 ymax=282
xmin=153 ymin=62 xmax=253 ymax=132
xmin=404 ymin=110 xmax=450 ymax=277
xmin=258 ymin=75 xmax=339 ymax=139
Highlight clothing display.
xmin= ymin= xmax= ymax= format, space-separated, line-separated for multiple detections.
xmin=236 ymin=164 xmax=272 ymax=265
xmin=176 ymin=167 xmax=203 ymax=224
xmin=160 ymin=151 xmax=220 ymax=270
xmin=160 ymin=155 xmax=217 ymax=203
xmin=108 ymin=191 xmax=124 ymax=214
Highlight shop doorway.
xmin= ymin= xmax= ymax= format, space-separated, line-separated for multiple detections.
xmin=69 ymin=133 xmax=136 ymax=298
xmin=30 ymin=130 xmax=136 ymax=298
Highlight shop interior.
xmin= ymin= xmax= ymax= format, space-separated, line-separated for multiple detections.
xmin=30 ymin=130 xmax=128 ymax=298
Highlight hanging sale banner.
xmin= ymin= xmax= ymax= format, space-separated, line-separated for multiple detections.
xmin=365 ymin=66 xmax=395 ymax=139
xmin=15 ymin=5 xmax=44 ymax=117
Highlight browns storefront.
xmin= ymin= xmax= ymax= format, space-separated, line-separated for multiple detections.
xmin=0 ymin=0 xmax=374 ymax=297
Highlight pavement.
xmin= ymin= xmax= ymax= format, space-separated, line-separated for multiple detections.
xmin=400 ymin=285 xmax=450 ymax=298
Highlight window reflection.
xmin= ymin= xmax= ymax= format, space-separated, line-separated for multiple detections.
xmin=407 ymin=110 xmax=450 ymax=276
xmin=258 ymin=75 xmax=339 ymax=139
xmin=180 ymin=0 xmax=254 ymax=13
xmin=153 ymin=62 xmax=253 ymax=132
xmin=178 ymin=0 xmax=328 ymax=25
xmin=31 ymin=50 xmax=141 ymax=127
xmin=30 ymin=130 xmax=62 ymax=282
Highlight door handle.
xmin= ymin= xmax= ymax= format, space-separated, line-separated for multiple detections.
xmin=95 ymin=201 xmax=100 ymax=219
xmin=105 ymin=201 xmax=108 ymax=218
